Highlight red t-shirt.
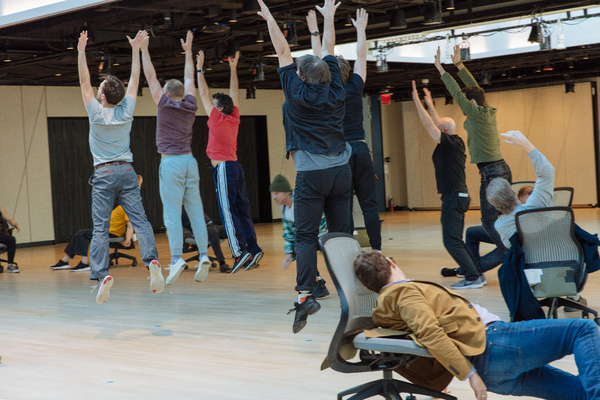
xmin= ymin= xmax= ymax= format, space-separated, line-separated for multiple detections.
xmin=206 ymin=106 xmax=240 ymax=161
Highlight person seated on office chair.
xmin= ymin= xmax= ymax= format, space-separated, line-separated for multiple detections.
xmin=354 ymin=250 xmax=600 ymax=400
xmin=269 ymin=174 xmax=330 ymax=299
xmin=0 ymin=205 xmax=21 ymax=273
xmin=50 ymin=175 xmax=142 ymax=272
xmin=442 ymin=185 xmax=534 ymax=278
xmin=181 ymin=206 xmax=231 ymax=273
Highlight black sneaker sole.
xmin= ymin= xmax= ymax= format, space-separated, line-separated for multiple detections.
xmin=293 ymin=301 xmax=321 ymax=334
xmin=70 ymin=267 xmax=91 ymax=272
xmin=51 ymin=266 xmax=71 ymax=270
xmin=245 ymin=252 xmax=263 ymax=271
xmin=231 ymin=253 xmax=251 ymax=274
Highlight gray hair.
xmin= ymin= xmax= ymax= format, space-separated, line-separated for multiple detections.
xmin=296 ymin=54 xmax=331 ymax=85
xmin=486 ymin=178 xmax=518 ymax=215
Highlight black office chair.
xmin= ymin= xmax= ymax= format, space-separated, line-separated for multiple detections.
xmin=319 ymin=233 xmax=456 ymax=400
xmin=553 ymin=187 xmax=574 ymax=207
xmin=0 ymin=243 xmax=7 ymax=272
xmin=516 ymin=207 xmax=598 ymax=322
xmin=108 ymin=236 xmax=138 ymax=267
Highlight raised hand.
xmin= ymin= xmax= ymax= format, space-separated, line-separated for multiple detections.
xmin=181 ymin=31 xmax=194 ymax=53
xmin=423 ymin=87 xmax=433 ymax=105
xmin=78 ymin=31 xmax=88 ymax=52
xmin=228 ymin=50 xmax=240 ymax=69
xmin=128 ymin=30 xmax=148 ymax=49
xmin=352 ymin=8 xmax=368 ymax=31
xmin=316 ymin=0 xmax=341 ymax=19
xmin=434 ymin=46 xmax=445 ymax=75
xmin=451 ymin=44 xmax=462 ymax=65
xmin=196 ymin=50 xmax=205 ymax=70
xmin=411 ymin=80 xmax=420 ymax=101
xmin=257 ymin=0 xmax=274 ymax=21
xmin=306 ymin=9 xmax=319 ymax=32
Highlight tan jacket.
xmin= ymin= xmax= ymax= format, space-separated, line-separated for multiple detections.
xmin=369 ymin=280 xmax=487 ymax=390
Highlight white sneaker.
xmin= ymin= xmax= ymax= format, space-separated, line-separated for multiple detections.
xmin=165 ymin=258 xmax=186 ymax=285
xmin=96 ymin=275 xmax=114 ymax=304
xmin=194 ymin=255 xmax=210 ymax=282
xmin=149 ymin=259 xmax=165 ymax=293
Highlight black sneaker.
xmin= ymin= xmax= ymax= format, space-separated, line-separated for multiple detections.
xmin=71 ymin=261 xmax=91 ymax=272
xmin=288 ymin=296 xmax=321 ymax=334
xmin=440 ymin=267 xmax=459 ymax=277
xmin=245 ymin=251 xmax=263 ymax=271
xmin=312 ymin=279 xmax=330 ymax=299
xmin=51 ymin=260 xmax=70 ymax=270
xmin=219 ymin=262 xmax=231 ymax=273
xmin=231 ymin=252 xmax=251 ymax=274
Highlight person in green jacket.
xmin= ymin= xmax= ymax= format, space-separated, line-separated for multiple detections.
xmin=435 ymin=46 xmax=512 ymax=281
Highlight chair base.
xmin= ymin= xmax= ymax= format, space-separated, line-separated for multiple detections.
xmin=338 ymin=370 xmax=456 ymax=400
xmin=109 ymin=251 xmax=137 ymax=267
xmin=540 ymin=297 xmax=599 ymax=324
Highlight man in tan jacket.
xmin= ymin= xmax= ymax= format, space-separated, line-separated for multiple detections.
xmin=354 ymin=250 xmax=600 ymax=400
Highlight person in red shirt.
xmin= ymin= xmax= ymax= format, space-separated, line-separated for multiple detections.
xmin=196 ymin=50 xmax=263 ymax=274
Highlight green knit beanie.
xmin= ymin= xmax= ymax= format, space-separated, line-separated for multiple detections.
xmin=269 ymin=174 xmax=292 ymax=192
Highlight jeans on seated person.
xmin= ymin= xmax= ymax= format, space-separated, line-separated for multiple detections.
xmin=465 ymin=225 xmax=505 ymax=273
xmin=479 ymin=160 xmax=512 ymax=255
xmin=472 ymin=319 xmax=600 ymax=400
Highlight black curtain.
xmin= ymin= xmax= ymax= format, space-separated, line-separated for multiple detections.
xmin=48 ymin=115 xmax=271 ymax=243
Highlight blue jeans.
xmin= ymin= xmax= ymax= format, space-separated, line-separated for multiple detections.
xmin=160 ymin=155 xmax=208 ymax=257
xmin=294 ymin=163 xmax=352 ymax=292
xmin=90 ymin=163 xmax=158 ymax=279
xmin=479 ymin=160 xmax=512 ymax=253
xmin=466 ymin=225 xmax=505 ymax=273
xmin=472 ymin=319 xmax=600 ymax=399
xmin=349 ymin=141 xmax=381 ymax=250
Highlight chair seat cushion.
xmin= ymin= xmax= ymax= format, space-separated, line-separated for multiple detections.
xmin=353 ymin=332 xmax=433 ymax=358
xmin=185 ymin=238 xmax=196 ymax=244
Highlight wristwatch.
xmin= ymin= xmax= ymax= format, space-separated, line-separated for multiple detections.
xmin=311 ymin=31 xmax=319 ymax=36
xmin=197 ymin=68 xmax=205 ymax=73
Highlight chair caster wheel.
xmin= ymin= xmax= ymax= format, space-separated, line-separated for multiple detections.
xmin=211 ymin=262 xmax=217 ymax=268
xmin=131 ymin=260 xmax=138 ymax=267
xmin=109 ymin=261 xmax=114 ymax=266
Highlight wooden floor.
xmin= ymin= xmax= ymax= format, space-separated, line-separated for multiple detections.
xmin=2 ymin=209 xmax=600 ymax=400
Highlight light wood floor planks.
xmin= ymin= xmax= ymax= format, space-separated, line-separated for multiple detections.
xmin=1 ymin=209 xmax=600 ymax=400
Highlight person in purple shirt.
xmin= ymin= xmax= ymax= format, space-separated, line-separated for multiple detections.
xmin=141 ymin=31 xmax=211 ymax=286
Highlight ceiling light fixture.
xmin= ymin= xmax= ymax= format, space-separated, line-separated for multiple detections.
xmin=389 ymin=8 xmax=407 ymax=30
xmin=422 ymin=0 xmax=442 ymax=25
xmin=229 ymin=10 xmax=237 ymax=23
xmin=555 ymin=19 xmax=566 ymax=50
xmin=246 ymin=83 xmax=256 ymax=99
xmin=256 ymin=32 xmax=264 ymax=43
xmin=446 ymin=0 xmax=455 ymax=10
xmin=527 ymin=18 xmax=542 ymax=43
xmin=459 ymin=36 xmax=470 ymax=61
xmin=345 ymin=14 xmax=353 ymax=27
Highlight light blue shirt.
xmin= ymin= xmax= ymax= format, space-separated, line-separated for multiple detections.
xmin=86 ymin=96 xmax=135 ymax=166
xmin=291 ymin=142 xmax=352 ymax=172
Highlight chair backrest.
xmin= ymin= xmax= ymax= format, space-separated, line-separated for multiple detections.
xmin=320 ymin=233 xmax=378 ymax=373
xmin=511 ymin=180 xmax=535 ymax=193
xmin=553 ymin=187 xmax=574 ymax=207
xmin=515 ymin=207 xmax=585 ymax=297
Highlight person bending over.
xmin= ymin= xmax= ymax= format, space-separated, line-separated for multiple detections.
xmin=0 ymin=205 xmax=20 ymax=273
xmin=258 ymin=0 xmax=353 ymax=334
xmin=269 ymin=174 xmax=329 ymax=299
xmin=354 ymin=250 xmax=600 ymax=400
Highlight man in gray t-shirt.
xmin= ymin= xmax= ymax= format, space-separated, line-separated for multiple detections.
xmin=78 ymin=29 xmax=163 ymax=304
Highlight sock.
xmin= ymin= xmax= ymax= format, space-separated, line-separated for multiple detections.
xmin=171 ymin=256 xmax=183 ymax=265
xmin=81 ymin=257 xmax=89 ymax=264
xmin=298 ymin=290 xmax=311 ymax=303
xmin=316 ymin=276 xmax=322 ymax=281
xmin=61 ymin=255 xmax=70 ymax=262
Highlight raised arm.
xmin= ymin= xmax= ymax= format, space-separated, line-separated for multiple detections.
xmin=126 ymin=30 xmax=147 ymax=101
xmin=140 ymin=33 xmax=163 ymax=105
xmin=196 ymin=51 xmax=213 ymax=115
xmin=181 ymin=31 xmax=196 ymax=98
xmin=434 ymin=46 xmax=447 ymax=77
xmin=352 ymin=8 xmax=368 ymax=81
xmin=412 ymin=81 xmax=441 ymax=143
xmin=77 ymin=31 xmax=95 ymax=107
xmin=0 ymin=205 xmax=20 ymax=233
xmin=316 ymin=0 xmax=341 ymax=58
xmin=258 ymin=0 xmax=293 ymax=67
xmin=450 ymin=44 xmax=465 ymax=72
xmin=422 ymin=87 xmax=441 ymax=123
xmin=306 ymin=10 xmax=322 ymax=58
xmin=228 ymin=51 xmax=240 ymax=107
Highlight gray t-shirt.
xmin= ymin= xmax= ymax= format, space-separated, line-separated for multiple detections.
xmin=494 ymin=149 xmax=555 ymax=248
xmin=86 ymin=96 xmax=135 ymax=166
xmin=291 ymin=142 xmax=352 ymax=172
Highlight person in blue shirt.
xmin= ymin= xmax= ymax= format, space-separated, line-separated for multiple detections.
xmin=258 ymin=0 xmax=353 ymax=334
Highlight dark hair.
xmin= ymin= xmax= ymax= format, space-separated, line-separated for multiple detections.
xmin=336 ymin=56 xmax=351 ymax=84
xmin=354 ymin=250 xmax=391 ymax=293
xmin=164 ymin=79 xmax=185 ymax=99
xmin=103 ymin=75 xmax=125 ymax=105
xmin=462 ymin=86 xmax=486 ymax=106
xmin=296 ymin=54 xmax=331 ymax=85
xmin=212 ymin=93 xmax=234 ymax=115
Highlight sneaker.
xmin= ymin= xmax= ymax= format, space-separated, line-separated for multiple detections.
xmin=245 ymin=251 xmax=263 ymax=271
xmin=194 ymin=255 xmax=211 ymax=282
xmin=312 ymin=279 xmax=330 ymax=299
xmin=288 ymin=296 xmax=321 ymax=334
xmin=149 ymin=259 xmax=164 ymax=294
xmin=51 ymin=260 xmax=70 ymax=270
xmin=231 ymin=252 xmax=251 ymax=274
xmin=219 ymin=262 xmax=231 ymax=273
xmin=564 ymin=295 xmax=587 ymax=312
xmin=440 ymin=267 xmax=465 ymax=278
xmin=70 ymin=261 xmax=90 ymax=272
xmin=450 ymin=275 xmax=486 ymax=289
xmin=95 ymin=275 xmax=114 ymax=304
xmin=165 ymin=258 xmax=186 ymax=285
xmin=7 ymin=263 xmax=19 ymax=273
